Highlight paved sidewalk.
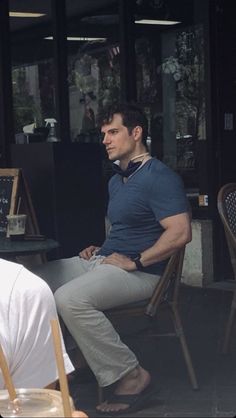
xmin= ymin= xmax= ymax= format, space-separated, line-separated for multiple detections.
xmin=68 ymin=284 xmax=236 ymax=417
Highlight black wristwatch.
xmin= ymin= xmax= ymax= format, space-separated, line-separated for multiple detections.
xmin=131 ymin=253 xmax=144 ymax=270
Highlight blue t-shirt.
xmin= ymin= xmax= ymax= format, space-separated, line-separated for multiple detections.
xmin=98 ymin=158 xmax=189 ymax=274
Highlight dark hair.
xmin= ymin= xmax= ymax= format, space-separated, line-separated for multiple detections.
xmin=97 ymin=102 xmax=148 ymax=146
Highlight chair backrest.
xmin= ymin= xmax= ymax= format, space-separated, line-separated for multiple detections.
xmin=217 ymin=183 xmax=236 ymax=279
xmin=146 ymin=246 xmax=185 ymax=317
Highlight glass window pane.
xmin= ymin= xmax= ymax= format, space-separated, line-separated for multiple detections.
xmin=66 ymin=0 xmax=120 ymax=142
xmin=10 ymin=0 xmax=55 ymax=142
xmin=135 ymin=0 xmax=207 ymax=210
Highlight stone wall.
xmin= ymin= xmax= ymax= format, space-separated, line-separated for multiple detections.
xmin=182 ymin=219 xmax=214 ymax=287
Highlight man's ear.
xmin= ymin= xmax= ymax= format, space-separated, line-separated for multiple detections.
xmin=132 ymin=126 xmax=142 ymax=141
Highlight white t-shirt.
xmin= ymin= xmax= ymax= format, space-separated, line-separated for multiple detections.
xmin=0 ymin=258 xmax=74 ymax=389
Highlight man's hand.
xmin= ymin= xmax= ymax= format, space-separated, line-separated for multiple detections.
xmin=79 ymin=245 xmax=100 ymax=260
xmin=102 ymin=252 xmax=136 ymax=271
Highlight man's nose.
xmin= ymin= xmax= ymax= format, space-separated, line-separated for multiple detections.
xmin=102 ymin=133 xmax=109 ymax=144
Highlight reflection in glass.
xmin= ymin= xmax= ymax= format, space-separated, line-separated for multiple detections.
xmin=12 ymin=60 xmax=55 ymax=136
xmin=66 ymin=0 xmax=120 ymax=143
xmin=136 ymin=23 xmax=206 ymax=189
xmin=10 ymin=1 xmax=55 ymax=141
xmin=68 ymin=39 xmax=121 ymax=143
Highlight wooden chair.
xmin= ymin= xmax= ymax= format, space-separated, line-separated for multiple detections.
xmin=98 ymin=246 xmax=199 ymax=401
xmin=217 ymin=183 xmax=236 ymax=353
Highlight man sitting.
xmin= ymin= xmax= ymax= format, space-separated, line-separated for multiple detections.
xmin=35 ymin=103 xmax=191 ymax=415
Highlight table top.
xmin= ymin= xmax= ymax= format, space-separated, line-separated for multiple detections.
xmin=0 ymin=235 xmax=59 ymax=257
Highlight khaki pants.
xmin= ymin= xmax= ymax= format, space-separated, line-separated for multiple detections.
xmin=34 ymin=255 xmax=159 ymax=387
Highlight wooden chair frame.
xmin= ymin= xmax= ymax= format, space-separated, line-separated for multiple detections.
xmin=217 ymin=183 xmax=236 ymax=353
xmin=98 ymin=247 xmax=198 ymax=401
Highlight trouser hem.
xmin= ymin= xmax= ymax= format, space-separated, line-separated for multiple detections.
xmin=98 ymin=361 xmax=139 ymax=388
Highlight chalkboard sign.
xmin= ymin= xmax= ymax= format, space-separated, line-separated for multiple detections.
xmin=0 ymin=169 xmax=19 ymax=234
xmin=0 ymin=168 xmax=39 ymax=237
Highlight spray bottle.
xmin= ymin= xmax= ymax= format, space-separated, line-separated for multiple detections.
xmin=44 ymin=118 xmax=60 ymax=142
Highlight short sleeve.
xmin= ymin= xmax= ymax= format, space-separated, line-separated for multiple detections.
xmin=8 ymin=268 xmax=74 ymax=388
xmin=149 ymin=168 xmax=189 ymax=221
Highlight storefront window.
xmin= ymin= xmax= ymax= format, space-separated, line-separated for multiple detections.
xmin=10 ymin=1 xmax=55 ymax=141
xmin=158 ymin=24 xmax=205 ymax=173
xmin=12 ymin=60 xmax=55 ymax=135
xmin=66 ymin=1 xmax=120 ymax=142
xmin=68 ymin=41 xmax=120 ymax=142
xmin=135 ymin=0 xmax=207 ymax=211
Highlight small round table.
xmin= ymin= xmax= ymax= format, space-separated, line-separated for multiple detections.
xmin=0 ymin=235 xmax=59 ymax=260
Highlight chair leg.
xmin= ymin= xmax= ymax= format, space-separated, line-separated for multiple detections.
xmin=222 ymin=290 xmax=236 ymax=354
xmin=171 ymin=305 xmax=199 ymax=390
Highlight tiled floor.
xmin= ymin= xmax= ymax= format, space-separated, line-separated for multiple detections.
xmin=68 ymin=284 xmax=236 ymax=417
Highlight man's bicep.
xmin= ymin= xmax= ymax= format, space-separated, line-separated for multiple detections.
xmin=159 ymin=212 xmax=191 ymax=236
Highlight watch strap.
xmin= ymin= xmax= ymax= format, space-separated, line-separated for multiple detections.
xmin=131 ymin=254 xmax=144 ymax=270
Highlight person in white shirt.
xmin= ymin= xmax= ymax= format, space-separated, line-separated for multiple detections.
xmin=0 ymin=258 xmax=74 ymax=389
